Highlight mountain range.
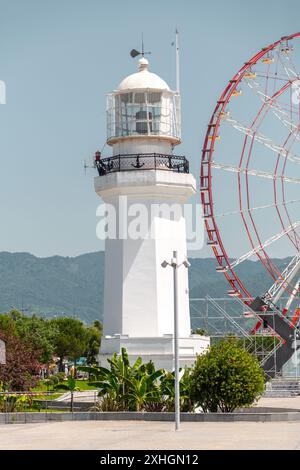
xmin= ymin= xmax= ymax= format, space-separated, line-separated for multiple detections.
xmin=0 ymin=251 xmax=289 ymax=324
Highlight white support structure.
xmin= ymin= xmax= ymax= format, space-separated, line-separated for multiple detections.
xmin=266 ymin=253 xmax=300 ymax=305
xmin=284 ymin=277 xmax=300 ymax=312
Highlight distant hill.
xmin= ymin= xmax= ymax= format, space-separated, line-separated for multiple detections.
xmin=189 ymin=257 xmax=288 ymax=299
xmin=0 ymin=252 xmax=104 ymax=323
xmin=0 ymin=252 xmax=290 ymax=324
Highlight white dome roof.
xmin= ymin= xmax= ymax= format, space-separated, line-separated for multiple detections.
xmin=117 ymin=58 xmax=170 ymax=91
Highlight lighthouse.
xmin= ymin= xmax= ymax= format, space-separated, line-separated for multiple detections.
xmin=94 ymin=55 xmax=209 ymax=369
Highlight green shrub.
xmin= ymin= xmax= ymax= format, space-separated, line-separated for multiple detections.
xmin=90 ymin=395 xmax=127 ymax=412
xmin=44 ymin=375 xmax=59 ymax=388
xmin=56 ymin=372 xmax=66 ymax=383
xmin=189 ymin=338 xmax=265 ymax=412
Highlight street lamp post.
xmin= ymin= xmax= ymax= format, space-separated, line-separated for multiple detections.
xmin=162 ymin=251 xmax=190 ymax=431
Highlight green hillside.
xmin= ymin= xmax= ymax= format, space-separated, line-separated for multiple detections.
xmin=0 ymin=251 xmax=104 ymax=323
xmin=0 ymin=252 xmax=290 ymax=324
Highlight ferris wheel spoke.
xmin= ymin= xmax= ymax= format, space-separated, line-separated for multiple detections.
xmin=245 ymin=86 xmax=300 ymax=143
xmin=213 ymin=198 xmax=300 ymax=218
xmin=273 ymin=131 xmax=300 ymax=251
xmin=272 ymin=109 xmax=300 ymax=141
xmin=211 ymin=161 xmax=300 ymax=184
xmin=282 ymin=64 xmax=297 ymax=80
xmin=283 ymin=60 xmax=300 ymax=81
xmin=287 ymin=57 xmax=300 ymax=80
xmin=226 ymin=220 xmax=300 ymax=271
xmin=253 ymin=73 xmax=291 ymax=82
xmin=225 ymin=117 xmax=300 ymax=165
xmin=257 ymin=85 xmax=300 ymax=119
xmin=275 ymin=47 xmax=299 ymax=81
xmin=226 ymin=116 xmax=300 ymax=162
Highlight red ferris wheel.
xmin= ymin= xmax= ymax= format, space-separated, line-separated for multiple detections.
xmin=201 ymin=33 xmax=300 ymax=375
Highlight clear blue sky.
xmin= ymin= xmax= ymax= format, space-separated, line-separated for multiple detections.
xmin=0 ymin=0 xmax=299 ymax=257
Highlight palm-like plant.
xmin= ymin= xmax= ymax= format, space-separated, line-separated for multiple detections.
xmin=79 ymin=349 xmax=195 ymax=413
xmin=160 ymin=368 xmax=194 ymax=412
xmin=79 ymin=349 xmax=164 ymax=411
xmin=79 ymin=349 xmax=131 ymax=409
xmin=55 ymin=374 xmax=79 ymax=412
xmin=123 ymin=370 xmax=164 ymax=411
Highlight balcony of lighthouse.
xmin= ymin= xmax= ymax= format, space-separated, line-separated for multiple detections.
xmin=94 ymin=153 xmax=189 ymax=176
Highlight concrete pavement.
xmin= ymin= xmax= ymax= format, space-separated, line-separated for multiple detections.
xmin=0 ymin=420 xmax=300 ymax=450
xmin=257 ymin=395 xmax=300 ymax=409
xmin=56 ymin=390 xmax=98 ymax=402
xmin=2 ymin=396 xmax=300 ymax=450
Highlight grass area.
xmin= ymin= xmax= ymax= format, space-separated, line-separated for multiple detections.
xmin=36 ymin=393 xmax=62 ymax=401
xmin=31 ymin=379 xmax=98 ymax=393
xmin=72 ymin=380 xmax=98 ymax=391
xmin=21 ymin=408 xmax=69 ymax=413
xmin=31 ymin=383 xmax=50 ymax=392
xmin=37 ymin=409 xmax=67 ymax=412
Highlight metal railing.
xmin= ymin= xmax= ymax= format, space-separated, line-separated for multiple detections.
xmin=95 ymin=153 xmax=189 ymax=176
xmin=0 ymin=390 xmax=99 ymax=423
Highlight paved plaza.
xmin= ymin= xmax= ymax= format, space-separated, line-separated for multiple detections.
xmin=0 ymin=419 xmax=300 ymax=450
xmin=1 ymin=397 xmax=300 ymax=450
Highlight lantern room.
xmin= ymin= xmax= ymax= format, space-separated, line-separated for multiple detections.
xmin=106 ymin=57 xmax=181 ymax=155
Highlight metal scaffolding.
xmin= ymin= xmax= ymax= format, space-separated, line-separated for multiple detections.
xmin=189 ymin=296 xmax=298 ymax=378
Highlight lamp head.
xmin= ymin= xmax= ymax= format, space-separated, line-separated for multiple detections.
xmin=183 ymin=259 xmax=191 ymax=268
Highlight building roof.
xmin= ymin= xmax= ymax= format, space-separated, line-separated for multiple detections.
xmin=117 ymin=57 xmax=170 ymax=92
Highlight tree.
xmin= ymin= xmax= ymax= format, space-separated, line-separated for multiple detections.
xmin=0 ymin=310 xmax=58 ymax=365
xmin=0 ymin=311 xmax=102 ymax=370
xmin=0 ymin=328 xmax=41 ymax=391
xmin=84 ymin=324 xmax=101 ymax=365
xmin=93 ymin=320 xmax=103 ymax=334
xmin=14 ymin=313 xmax=58 ymax=364
xmin=55 ymin=373 xmax=79 ymax=412
xmin=192 ymin=328 xmax=207 ymax=336
xmin=52 ymin=317 xmax=88 ymax=371
xmin=189 ymin=338 xmax=265 ymax=412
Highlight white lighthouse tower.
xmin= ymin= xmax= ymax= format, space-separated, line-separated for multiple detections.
xmin=94 ymin=55 xmax=209 ymax=369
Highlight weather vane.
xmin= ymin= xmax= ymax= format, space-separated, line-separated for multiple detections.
xmin=130 ymin=33 xmax=151 ymax=58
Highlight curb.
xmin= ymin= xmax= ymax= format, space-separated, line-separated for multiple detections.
xmin=1 ymin=410 xmax=300 ymax=423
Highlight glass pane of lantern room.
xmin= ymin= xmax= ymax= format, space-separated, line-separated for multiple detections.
xmin=136 ymin=110 xmax=152 ymax=134
xmin=133 ymin=93 xmax=147 ymax=130
xmin=160 ymin=93 xmax=172 ymax=136
xmin=120 ymin=93 xmax=133 ymax=136
xmin=133 ymin=92 xmax=148 ymax=135
xmin=147 ymin=92 xmax=162 ymax=135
